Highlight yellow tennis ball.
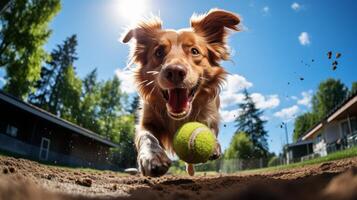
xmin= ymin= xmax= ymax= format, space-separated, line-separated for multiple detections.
xmin=173 ymin=122 xmax=216 ymax=164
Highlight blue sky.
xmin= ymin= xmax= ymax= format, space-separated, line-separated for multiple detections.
xmin=1 ymin=0 xmax=357 ymax=154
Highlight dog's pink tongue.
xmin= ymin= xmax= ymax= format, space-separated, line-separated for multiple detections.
xmin=168 ymin=88 xmax=189 ymax=113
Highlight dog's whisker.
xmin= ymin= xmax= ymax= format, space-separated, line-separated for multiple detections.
xmin=146 ymin=70 xmax=159 ymax=75
xmin=145 ymin=80 xmax=154 ymax=86
xmin=148 ymin=86 xmax=156 ymax=97
xmin=136 ymin=80 xmax=148 ymax=86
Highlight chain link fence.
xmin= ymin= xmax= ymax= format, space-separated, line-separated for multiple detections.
xmin=170 ymin=157 xmax=286 ymax=174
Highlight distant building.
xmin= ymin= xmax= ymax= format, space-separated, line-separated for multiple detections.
xmin=0 ymin=90 xmax=119 ymax=170
xmin=301 ymin=91 xmax=357 ymax=157
xmin=284 ymin=140 xmax=313 ymax=164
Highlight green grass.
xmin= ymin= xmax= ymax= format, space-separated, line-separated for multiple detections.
xmin=242 ymin=146 xmax=357 ymax=174
xmin=170 ymin=147 xmax=357 ymax=176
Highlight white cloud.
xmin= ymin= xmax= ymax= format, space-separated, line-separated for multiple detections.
xmin=223 ymin=74 xmax=253 ymax=94
xmin=274 ymin=105 xmax=300 ymax=121
xmin=220 ymin=74 xmax=252 ymax=108
xmin=220 ymin=108 xmax=242 ymax=123
xmin=291 ymin=96 xmax=298 ymax=100
xmin=262 ymin=6 xmax=270 ymax=15
xmin=251 ymin=93 xmax=280 ymax=110
xmin=115 ymin=68 xmax=136 ymax=94
xmin=291 ymin=2 xmax=301 ymax=11
xmin=297 ymin=90 xmax=313 ymax=107
xmin=261 ymin=115 xmax=270 ymax=121
xmin=298 ymin=32 xmax=310 ymax=46
xmin=219 ymin=73 xmax=279 ymax=122
xmin=220 ymin=92 xmax=245 ymax=109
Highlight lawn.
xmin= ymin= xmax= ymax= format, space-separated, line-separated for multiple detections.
xmin=242 ymin=146 xmax=357 ymax=174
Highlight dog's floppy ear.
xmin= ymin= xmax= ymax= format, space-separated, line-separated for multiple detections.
xmin=121 ymin=17 xmax=162 ymax=44
xmin=191 ymin=9 xmax=240 ymax=62
xmin=121 ymin=17 xmax=162 ymax=65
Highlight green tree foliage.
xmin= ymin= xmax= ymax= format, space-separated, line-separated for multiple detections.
xmin=128 ymin=95 xmax=140 ymax=121
xmin=234 ymin=90 xmax=269 ymax=157
xmin=110 ymin=115 xmax=136 ymax=168
xmin=352 ymin=82 xmax=357 ymax=94
xmin=312 ymin=78 xmax=348 ymax=119
xmin=225 ymin=132 xmax=254 ymax=159
xmin=77 ymin=68 xmax=101 ymax=133
xmin=98 ymin=76 xmax=125 ymax=140
xmin=57 ymin=65 xmax=82 ymax=122
xmin=29 ymin=35 xmax=81 ymax=123
xmin=0 ymin=0 xmax=60 ymax=99
xmin=294 ymin=78 xmax=349 ymax=143
xmin=293 ymin=112 xmax=318 ymax=142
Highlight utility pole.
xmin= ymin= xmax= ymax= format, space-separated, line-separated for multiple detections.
xmin=280 ymin=122 xmax=289 ymax=145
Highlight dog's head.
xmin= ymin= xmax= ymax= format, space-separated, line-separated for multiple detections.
xmin=123 ymin=9 xmax=240 ymax=120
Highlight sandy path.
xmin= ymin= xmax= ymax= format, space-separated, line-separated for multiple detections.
xmin=0 ymin=155 xmax=357 ymax=200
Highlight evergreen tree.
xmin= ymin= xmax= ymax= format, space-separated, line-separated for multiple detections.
xmin=29 ymin=35 xmax=81 ymax=122
xmin=234 ymin=89 xmax=268 ymax=158
xmin=129 ymin=95 xmax=140 ymax=121
xmin=352 ymin=82 xmax=357 ymax=94
xmin=0 ymin=0 xmax=60 ymax=99
xmin=98 ymin=76 xmax=124 ymax=140
xmin=77 ymin=68 xmax=101 ymax=133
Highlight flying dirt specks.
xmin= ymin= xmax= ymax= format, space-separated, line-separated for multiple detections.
xmin=300 ymin=77 xmax=304 ymax=81
xmin=327 ymin=51 xmax=332 ymax=59
xmin=328 ymin=51 xmax=342 ymax=71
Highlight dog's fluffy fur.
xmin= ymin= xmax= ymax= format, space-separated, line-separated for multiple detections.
xmin=122 ymin=9 xmax=240 ymax=177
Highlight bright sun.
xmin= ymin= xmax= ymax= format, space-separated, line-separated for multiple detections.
xmin=118 ymin=0 xmax=149 ymax=25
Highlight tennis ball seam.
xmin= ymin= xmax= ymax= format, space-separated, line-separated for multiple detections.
xmin=188 ymin=126 xmax=212 ymax=151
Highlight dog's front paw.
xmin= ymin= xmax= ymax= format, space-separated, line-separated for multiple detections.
xmin=209 ymin=142 xmax=221 ymax=160
xmin=138 ymin=145 xmax=171 ymax=177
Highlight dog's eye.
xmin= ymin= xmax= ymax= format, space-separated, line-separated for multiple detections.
xmin=191 ymin=48 xmax=200 ymax=56
xmin=155 ymin=47 xmax=165 ymax=58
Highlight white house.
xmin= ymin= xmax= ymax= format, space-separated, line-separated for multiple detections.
xmin=301 ymin=92 xmax=357 ymax=156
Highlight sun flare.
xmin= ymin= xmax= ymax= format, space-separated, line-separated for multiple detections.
xmin=118 ymin=0 xmax=148 ymax=25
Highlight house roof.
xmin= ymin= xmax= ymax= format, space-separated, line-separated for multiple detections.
xmin=301 ymin=90 xmax=357 ymax=141
xmin=285 ymin=140 xmax=313 ymax=149
xmin=0 ymin=90 xmax=119 ymax=148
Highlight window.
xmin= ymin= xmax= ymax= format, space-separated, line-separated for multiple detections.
xmin=340 ymin=117 xmax=357 ymax=136
xmin=6 ymin=125 xmax=18 ymax=137
xmin=351 ymin=118 xmax=357 ymax=134
xmin=39 ymin=137 xmax=50 ymax=160
xmin=316 ymin=134 xmax=322 ymax=143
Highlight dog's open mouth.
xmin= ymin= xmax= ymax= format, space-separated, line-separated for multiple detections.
xmin=161 ymin=81 xmax=200 ymax=120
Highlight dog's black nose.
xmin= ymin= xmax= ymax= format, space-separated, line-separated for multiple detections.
xmin=164 ymin=65 xmax=187 ymax=85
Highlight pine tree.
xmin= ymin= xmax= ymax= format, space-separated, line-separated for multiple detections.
xmin=98 ymin=76 xmax=124 ymax=140
xmin=234 ymin=89 xmax=268 ymax=158
xmin=29 ymin=35 xmax=81 ymax=122
xmin=77 ymin=68 xmax=101 ymax=133
xmin=128 ymin=95 xmax=140 ymax=121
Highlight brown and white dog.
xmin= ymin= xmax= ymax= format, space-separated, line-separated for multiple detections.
xmin=122 ymin=9 xmax=240 ymax=177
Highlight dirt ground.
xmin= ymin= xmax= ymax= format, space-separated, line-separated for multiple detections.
xmin=1 ymin=156 xmax=357 ymax=200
